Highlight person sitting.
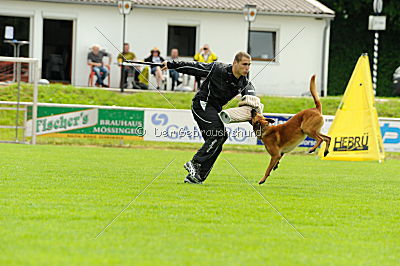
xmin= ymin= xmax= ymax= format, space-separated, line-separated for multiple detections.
xmin=193 ymin=44 xmax=218 ymax=89
xmin=168 ymin=48 xmax=182 ymax=91
xmin=144 ymin=47 xmax=165 ymax=90
xmin=87 ymin=44 xmax=111 ymax=87
xmin=117 ymin=42 xmax=138 ymax=89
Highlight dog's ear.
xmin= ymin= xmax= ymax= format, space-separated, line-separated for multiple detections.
xmin=266 ymin=118 xmax=275 ymax=124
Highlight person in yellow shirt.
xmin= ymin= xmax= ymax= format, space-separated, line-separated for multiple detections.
xmin=193 ymin=44 xmax=218 ymax=88
xmin=117 ymin=43 xmax=137 ymax=88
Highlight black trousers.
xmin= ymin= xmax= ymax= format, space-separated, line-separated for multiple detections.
xmin=122 ymin=66 xmax=140 ymax=88
xmin=191 ymin=100 xmax=228 ymax=181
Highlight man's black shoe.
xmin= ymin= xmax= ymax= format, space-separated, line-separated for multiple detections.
xmin=184 ymin=174 xmax=202 ymax=184
xmin=184 ymin=160 xmax=202 ymax=183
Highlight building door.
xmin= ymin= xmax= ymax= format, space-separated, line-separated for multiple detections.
xmin=167 ymin=25 xmax=196 ymax=57
xmin=42 ymin=19 xmax=73 ymax=83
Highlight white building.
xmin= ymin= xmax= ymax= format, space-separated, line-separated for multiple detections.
xmin=0 ymin=0 xmax=334 ymax=96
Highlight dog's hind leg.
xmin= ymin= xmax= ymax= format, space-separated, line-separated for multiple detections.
xmin=308 ymin=137 xmax=323 ymax=153
xmin=305 ymin=131 xmax=323 ymax=154
xmin=306 ymin=131 xmax=331 ymax=156
xmin=302 ymin=115 xmax=325 ymax=153
xmin=303 ymin=128 xmax=324 ymax=153
xmin=319 ymin=133 xmax=331 ymax=157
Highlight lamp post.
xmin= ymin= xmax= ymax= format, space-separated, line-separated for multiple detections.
xmin=368 ymin=0 xmax=385 ymax=95
xmin=243 ymin=4 xmax=257 ymax=55
xmin=118 ymin=0 xmax=133 ymax=92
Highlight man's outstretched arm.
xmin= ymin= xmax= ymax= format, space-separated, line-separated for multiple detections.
xmin=162 ymin=60 xmax=214 ymax=78
xmin=241 ymin=81 xmax=256 ymax=96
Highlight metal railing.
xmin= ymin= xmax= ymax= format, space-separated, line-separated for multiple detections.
xmin=0 ymin=103 xmax=28 ymax=143
xmin=0 ymin=56 xmax=39 ymax=144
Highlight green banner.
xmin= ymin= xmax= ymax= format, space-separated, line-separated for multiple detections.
xmin=27 ymin=106 xmax=144 ymax=139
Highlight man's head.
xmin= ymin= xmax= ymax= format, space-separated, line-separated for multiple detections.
xmin=151 ymin=47 xmax=160 ymax=56
xmin=203 ymin=44 xmax=210 ymax=54
xmin=170 ymin=48 xmax=179 ymax=59
xmin=232 ymin=51 xmax=251 ymax=77
xmin=92 ymin=44 xmax=100 ymax=55
xmin=123 ymin=43 xmax=130 ymax=53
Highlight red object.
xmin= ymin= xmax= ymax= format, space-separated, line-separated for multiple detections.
xmin=0 ymin=61 xmax=29 ymax=82
xmin=88 ymin=65 xmax=110 ymax=87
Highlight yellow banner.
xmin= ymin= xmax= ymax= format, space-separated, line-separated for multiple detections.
xmin=319 ymin=54 xmax=385 ymax=161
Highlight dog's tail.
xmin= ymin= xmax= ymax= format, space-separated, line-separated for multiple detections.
xmin=310 ymin=75 xmax=322 ymax=113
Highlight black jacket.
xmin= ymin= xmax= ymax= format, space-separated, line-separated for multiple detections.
xmin=167 ymin=61 xmax=256 ymax=112
xmin=144 ymin=55 xmax=165 ymax=64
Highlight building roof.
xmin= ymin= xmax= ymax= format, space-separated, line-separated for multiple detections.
xmin=29 ymin=0 xmax=335 ymax=17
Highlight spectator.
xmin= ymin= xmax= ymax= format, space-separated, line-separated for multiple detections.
xmin=169 ymin=48 xmax=182 ymax=90
xmin=87 ymin=44 xmax=111 ymax=87
xmin=117 ymin=43 xmax=138 ymax=89
xmin=193 ymin=44 xmax=218 ymax=88
xmin=144 ymin=47 xmax=165 ymax=90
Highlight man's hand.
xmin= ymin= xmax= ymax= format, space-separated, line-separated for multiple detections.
xmin=161 ymin=61 xmax=168 ymax=71
xmin=104 ymin=63 xmax=110 ymax=68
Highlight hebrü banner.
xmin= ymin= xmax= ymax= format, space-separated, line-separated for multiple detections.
xmin=26 ymin=106 xmax=144 ymax=140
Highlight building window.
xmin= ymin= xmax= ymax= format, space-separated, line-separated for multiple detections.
xmin=0 ymin=16 xmax=30 ymax=57
xmin=249 ymin=31 xmax=276 ymax=61
xmin=167 ymin=25 xmax=196 ymax=57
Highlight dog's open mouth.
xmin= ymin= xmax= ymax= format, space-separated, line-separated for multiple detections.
xmin=251 ymin=118 xmax=263 ymax=138
xmin=251 ymin=108 xmax=258 ymax=119
xmin=252 ymin=119 xmax=261 ymax=127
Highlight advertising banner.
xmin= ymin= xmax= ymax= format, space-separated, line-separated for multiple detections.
xmin=26 ymin=106 xmax=144 ymax=140
xmin=380 ymin=119 xmax=400 ymax=152
xmin=23 ymin=104 xmax=400 ymax=152
xmin=143 ymin=109 xmax=257 ymax=145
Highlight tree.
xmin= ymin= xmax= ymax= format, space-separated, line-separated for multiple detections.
xmin=319 ymin=0 xmax=400 ymax=96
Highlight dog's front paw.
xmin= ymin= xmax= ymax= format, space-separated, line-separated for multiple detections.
xmin=258 ymin=179 xmax=266 ymax=185
xmin=324 ymin=150 xmax=329 ymax=157
xmin=308 ymin=148 xmax=315 ymax=154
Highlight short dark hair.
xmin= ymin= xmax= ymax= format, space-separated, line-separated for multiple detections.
xmin=234 ymin=51 xmax=251 ymax=62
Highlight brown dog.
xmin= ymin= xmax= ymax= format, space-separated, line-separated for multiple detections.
xmin=251 ymin=75 xmax=331 ymax=185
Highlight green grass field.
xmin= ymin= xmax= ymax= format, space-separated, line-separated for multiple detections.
xmin=1 ymin=143 xmax=399 ymax=265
